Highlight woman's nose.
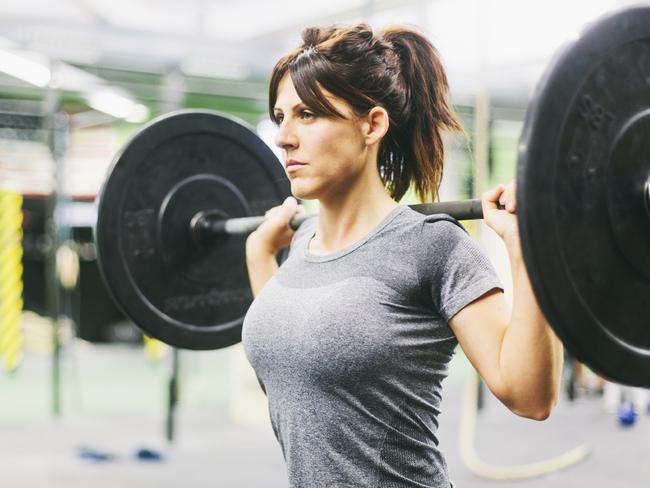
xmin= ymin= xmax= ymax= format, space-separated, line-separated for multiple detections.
xmin=274 ymin=122 xmax=298 ymax=151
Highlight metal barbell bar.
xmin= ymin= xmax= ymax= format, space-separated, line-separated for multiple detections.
xmin=191 ymin=199 xmax=485 ymax=243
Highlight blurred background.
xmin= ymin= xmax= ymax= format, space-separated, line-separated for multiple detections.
xmin=1 ymin=0 xmax=649 ymax=487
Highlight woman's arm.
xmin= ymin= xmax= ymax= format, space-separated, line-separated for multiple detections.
xmin=246 ymin=240 xmax=279 ymax=297
xmin=449 ymin=183 xmax=564 ymax=420
xmin=245 ymin=197 xmax=304 ymax=297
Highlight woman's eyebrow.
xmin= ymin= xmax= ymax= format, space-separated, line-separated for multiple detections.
xmin=274 ymin=103 xmax=307 ymax=113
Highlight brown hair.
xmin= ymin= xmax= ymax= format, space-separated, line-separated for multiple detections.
xmin=268 ymin=23 xmax=462 ymax=202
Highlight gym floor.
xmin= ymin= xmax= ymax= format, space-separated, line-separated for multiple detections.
xmin=2 ymin=332 xmax=649 ymax=488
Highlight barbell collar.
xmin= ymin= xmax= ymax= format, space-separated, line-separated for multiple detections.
xmin=190 ymin=209 xmax=230 ymax=248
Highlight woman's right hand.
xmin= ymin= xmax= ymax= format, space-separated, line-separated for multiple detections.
xmin=246 ymin=196 xmax=306 ymax=257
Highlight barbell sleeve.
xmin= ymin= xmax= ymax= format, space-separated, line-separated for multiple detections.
xmin=192 ymin=199 xmax=485 ymax=241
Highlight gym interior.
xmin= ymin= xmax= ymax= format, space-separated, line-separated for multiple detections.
xmin=1 ymin=1 xmax=649 ymax=487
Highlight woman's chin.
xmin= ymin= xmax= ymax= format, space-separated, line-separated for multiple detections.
xmin=289 ymin=181 xmax=317 ymax=200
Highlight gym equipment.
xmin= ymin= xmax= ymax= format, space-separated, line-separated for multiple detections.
xmin=95 ymin=6 xmax=650 ymax=386
xmin=516 ymin=5 xmax=650 ymax=390
xmin=95 ymin=111 xmax=290 ymax=350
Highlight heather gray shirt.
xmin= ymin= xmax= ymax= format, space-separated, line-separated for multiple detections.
xmin=242 ymin=205 xmax=502 ymax=487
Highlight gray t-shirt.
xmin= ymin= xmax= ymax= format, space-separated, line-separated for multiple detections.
xmin=242 ymin=205 xmax=502 ymax=487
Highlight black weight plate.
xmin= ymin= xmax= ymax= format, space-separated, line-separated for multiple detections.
xmin=517 ymin=7 xmax=650 ymax=386
xmin=95 ymin=110 xmax=290 ymax=350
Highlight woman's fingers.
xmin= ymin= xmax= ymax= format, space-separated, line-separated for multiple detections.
xmin=249 ymin=197 xmax=301 ymax=255
xmin=482 ymin=184 xmax=505 ymax=211
xmin=499 ymin=180 xmax=516 ymax=213
xmin=264 ymin=197 xmax=299 ymax=222
xmin=486 ymin=181 xmax=516 ymax=214
xmin=276 ymin=197 xmax=299 ymax=226
xmin=482 ymin=182 xmax=519 ymax=239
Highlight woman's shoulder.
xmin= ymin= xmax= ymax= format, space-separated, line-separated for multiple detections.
xmin=395 ymin=206 xmax=479 ymax=265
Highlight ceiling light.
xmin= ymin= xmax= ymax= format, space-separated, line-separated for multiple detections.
xmin=0 ymin=48 xmax=51 ymax=87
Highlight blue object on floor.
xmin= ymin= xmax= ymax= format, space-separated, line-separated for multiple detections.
xmin=617 ymin=403 xmax=637 ymax=426
xmin=77 ymin=446 xmax=116 ymax=462
xmin=135 ymin=447 xmax=165 ymax=462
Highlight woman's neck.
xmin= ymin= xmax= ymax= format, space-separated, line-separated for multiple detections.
xmin=309 ymin=175 xmax=399 ymax=255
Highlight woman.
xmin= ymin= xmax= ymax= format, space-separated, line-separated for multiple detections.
xmin=242 ymin=23 xmax=563 ymax=487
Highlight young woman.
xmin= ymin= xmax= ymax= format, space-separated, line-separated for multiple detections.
xmin=242 ymin=23 xmax=563 ymax=488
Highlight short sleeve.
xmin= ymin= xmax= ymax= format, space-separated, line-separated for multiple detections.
xmin=418 ymin=215 xmax=503 ymax=323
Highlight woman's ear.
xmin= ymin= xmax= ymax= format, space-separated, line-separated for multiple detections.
xmin=362 ymin=106 xmax=389 ymax=145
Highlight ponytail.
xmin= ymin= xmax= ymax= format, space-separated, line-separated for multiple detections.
xmin=379 ymin=27 xmax=463 ymax=202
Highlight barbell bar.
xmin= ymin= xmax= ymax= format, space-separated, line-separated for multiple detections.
xmin=190 ymin=199 xmax=485 ymax=244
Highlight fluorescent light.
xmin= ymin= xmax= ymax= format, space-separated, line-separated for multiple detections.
xmin=125 ymin=104 xmax=150 ymax=123
xmin=0 ymin=48 xmax=51 ymax=87
xmin=86 ymin=90 xmax=149 ymax=123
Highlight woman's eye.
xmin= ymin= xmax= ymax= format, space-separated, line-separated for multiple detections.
xmin=274 ymin=114 xmax=284 ymax=124
xmin=300 ymin=110 xmax=315 ymax=120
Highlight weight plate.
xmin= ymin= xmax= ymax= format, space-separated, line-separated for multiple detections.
xmin=95 ymin=110 xmax=290 ymax=350
xmin=517 ymin=7 xmax=650 ymax=385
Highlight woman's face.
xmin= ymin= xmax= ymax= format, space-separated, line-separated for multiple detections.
xmin=273 ymin=74 xmax=369 ymax=201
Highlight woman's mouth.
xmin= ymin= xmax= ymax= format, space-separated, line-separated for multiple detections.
xmin=285 ymin=160 xmax=307 ymax=172
xmin=286 ymin=159 xmax=306 ymax=167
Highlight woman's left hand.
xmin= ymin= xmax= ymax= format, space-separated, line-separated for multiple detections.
xmin=482 ymin=180 xmax=519 ymax=242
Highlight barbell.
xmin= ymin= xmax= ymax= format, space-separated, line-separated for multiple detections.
xmin=95 ymin=6 xmax=650 ymax=386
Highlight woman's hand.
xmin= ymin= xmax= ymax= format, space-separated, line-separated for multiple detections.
xmin=481 ymin=181 xmax=519 ymax=243
xmin=246 ymin=196 xmax=306 ymax=257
